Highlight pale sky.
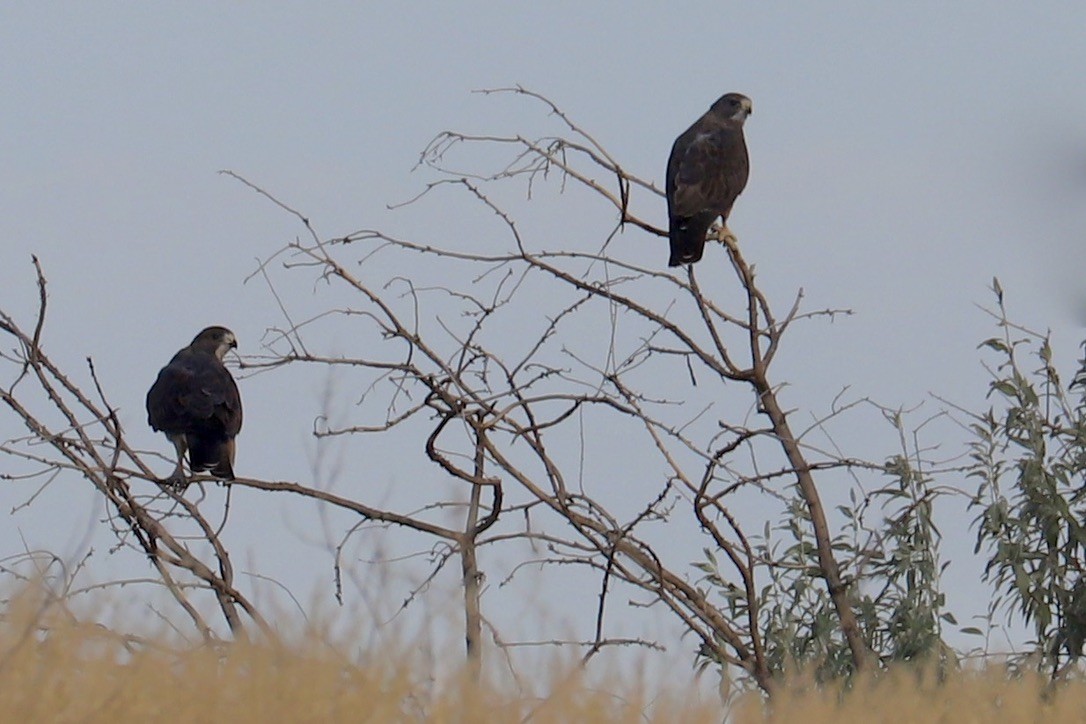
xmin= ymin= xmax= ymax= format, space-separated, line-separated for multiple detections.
xmin=2 ymin=3 xmax=1085 ymax=681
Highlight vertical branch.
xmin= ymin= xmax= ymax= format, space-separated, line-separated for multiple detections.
xmin=461 ymin=414 xmax=486 ymax=682
xmin=723 ymin=238 xmax=875 ymax=671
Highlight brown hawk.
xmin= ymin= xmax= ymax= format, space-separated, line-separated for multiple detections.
xmin=146 ymin=326 xmax=242 ymax=485
xmin=666 ymin=92 xmax=752 ymax=266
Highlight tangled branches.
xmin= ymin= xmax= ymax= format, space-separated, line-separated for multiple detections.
xmin=0 ymin=88 xmax=957 ymax=696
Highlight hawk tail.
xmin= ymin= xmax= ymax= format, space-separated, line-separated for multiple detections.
xmin=189 ymin=437 xmax=236 ymax=480
xmin=668 ymin=216 xmax=711 ymax=267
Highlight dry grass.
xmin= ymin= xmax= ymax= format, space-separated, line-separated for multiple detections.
xmin=0 ymin=585 xmax=722 ymax=723
xmin=3 ymin=586 xmax=1086 ymax=722
xmin=0 ymin=626 xmax=717 ymax=722
xmin=734 ymin=667 xmax=1086 ymax=723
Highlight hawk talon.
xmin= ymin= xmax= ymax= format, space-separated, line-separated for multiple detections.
xmin=712 ymin=224 xmax=738 ymax=245
xmin=158 ymin=475 xmax=189 ymax=491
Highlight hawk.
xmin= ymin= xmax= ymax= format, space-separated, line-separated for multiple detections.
xmin=146 ymin=326 xmax=242 ymax=485
xmin=666 ymin=92 xmax=752 ymax=267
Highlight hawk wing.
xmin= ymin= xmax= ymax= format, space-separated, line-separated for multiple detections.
xmin=669 ymin=124 xmax=749 ymax=218
xmin=147 ymin=348 xmax=242 ymax=477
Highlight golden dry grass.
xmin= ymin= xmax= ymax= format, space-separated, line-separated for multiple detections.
xmin=0 ymin=626 xmax=718 ymax=722
xmin=0 ymin=585 xmax=723 ymax=722
xmin=3 ymin=586 xmax=1086 ymax=722
xmin=734 ymin=667 xmax=1086 ymax=723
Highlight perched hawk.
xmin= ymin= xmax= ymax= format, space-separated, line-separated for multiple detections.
xmin=146 ymin=326 xmax=242 ymax=485
xmin=666 ymin=92 xmax=752 ymax=267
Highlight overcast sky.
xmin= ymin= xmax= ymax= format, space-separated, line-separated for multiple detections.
xmin=2 ymin=2 xmax=1085 ymax=681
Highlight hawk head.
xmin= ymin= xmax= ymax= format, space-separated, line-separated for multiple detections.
xmin=709 ymin=93 xmax=753 ymax=123
xmin=190 ymin=326 xmax=238 ymax=361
